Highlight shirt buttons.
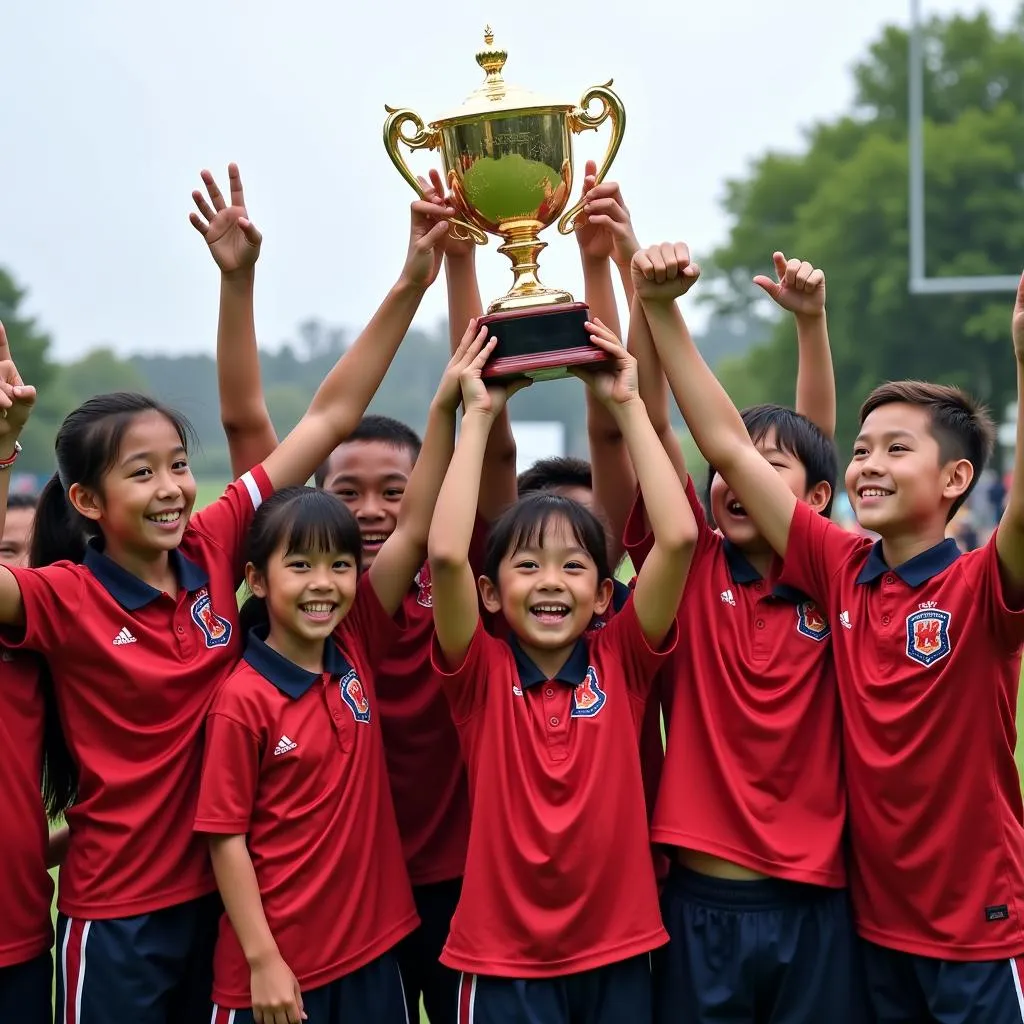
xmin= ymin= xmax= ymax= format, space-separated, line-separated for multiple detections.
xmin=545 ymin=687 xmax=555 ymax=698
xmin=881 ymin=614 xmax=891 ymax=626
xmin=549 ymin=716 xmax=559 ymax=727
xmin=176 ymin=625 xmax=185 ymax=634
xmin=754 ymin=582 xmax=764 ymax=593
xmin=885 ymin=575 xmax=896 ymax=585
xmin=755 ymin=619 xmax=765 ymax=629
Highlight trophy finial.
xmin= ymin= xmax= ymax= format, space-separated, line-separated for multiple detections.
xmin=476 ymin=26 xmax=508 ymax=90
xmin=484 ymin=25 xmax=493 ymax=45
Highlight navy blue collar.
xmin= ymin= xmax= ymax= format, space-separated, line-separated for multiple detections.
xmin=510 ymin=634 xmax=590 ymax=690
xmin=856 ymin=537 xmax=961 ymax=587
xmin=84 ymin=541 xmax=209 ymax=610
xmin=243 ymin=629 xmax=353 ymax=699
xmin=722 ymin=539 xmax=806 ymax=604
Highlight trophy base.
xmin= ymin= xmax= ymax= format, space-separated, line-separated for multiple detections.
xmin=478 ymin=302 xmax=611 ymax=383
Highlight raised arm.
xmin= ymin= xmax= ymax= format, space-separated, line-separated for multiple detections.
xmin=258 ymin=197 xmax=453 ymax=492
xmin=369 ymin=321 xmax=495 ymax=615
xmin=576 ymin=320 xmax=696 ymax=645
xmin=753 ymin=252 xmax=835 ymax=438
xmin=190 ymin=164 xmax=278 ymax=476
xmin=996 ymin=271 xmax=1024 ymax=588
xmin=635 ymin=243 xmax=799 ymax=558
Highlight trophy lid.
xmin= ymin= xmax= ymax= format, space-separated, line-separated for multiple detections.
xmin=433 ymin=27 xmax=575 ymax=124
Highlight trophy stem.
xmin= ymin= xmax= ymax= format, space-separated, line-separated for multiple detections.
xmin=489 ymin=222 xmax=573 ymax=313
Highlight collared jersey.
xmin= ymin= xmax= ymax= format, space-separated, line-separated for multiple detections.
xmin=2 ymin=468 xmax=272 ymax=918
xmin=624 ymin=479 xmax=846 ymax=887
xmin=432 ymin=599 xmax=676 ymax=977
xmin=781 ymin=501 xmax=1024 ymax=959
xmin=374 ymin=517 xmax=488 ymax=886
xmin=0 ymin=649 xmax=53 ymax=966
xmin=195 ymin=583 xmax=418 ymax=1007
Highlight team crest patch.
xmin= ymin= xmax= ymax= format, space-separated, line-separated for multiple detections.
xmin=340 ymin=669 xmax=371 ymax=724
xmin=571 ymin=667 xmax=606 ymax=718
xmin=796 ymin=601 xmax=831 ymax=642
xmin=414 ymin=564 xmax=433 ymax=608
xmin=190 ymin=590 xmax=231 ymax=648
xmin=905 ymin=608 xmax=952 ymax=667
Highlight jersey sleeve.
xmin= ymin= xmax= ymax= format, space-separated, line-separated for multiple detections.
xmin=777 ymin=500 xmax=867 ymax=607
xmin=0 ymin=564 xmax=84 ymax=652
xmin=194 ymin=705 xmax=263 ymax=835
xmin=430 ymin=618 xmax=504 ymax=723
xmin=973 ymin=530 xmax=1024 ymax=650
xmin=622 ymin=477 xmax=712 ymax=572
xmin=592 ymin=594 xmax=678 ymax=701
xmin=338 ymin=579 xmax=407 ymax=666
xmin=187 ymin=465 xmax=275 ymax=582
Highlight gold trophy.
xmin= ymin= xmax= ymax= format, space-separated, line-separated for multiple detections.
xmin=384 ymin=27 xmax=625 ymax=381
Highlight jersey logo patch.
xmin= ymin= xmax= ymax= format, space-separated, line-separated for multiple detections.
xmin=414 ymin=564 xmax=433 ymax=608
xmin=905 ymin=608 xmax=952 ymax=667
xmin=571 ymin=667 xmax=606 ymax=718
xmin=190 ymin=590 xmax=232 ymax=648
xmin=340 ymin=669 xmax=371 ymax=724
xmin=796 ymin=601 xmax=831 ymax=642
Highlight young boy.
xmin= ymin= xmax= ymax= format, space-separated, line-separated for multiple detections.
xmin=625 ymin=243 xmax=866 ymax=1022
xmin=636 ymin=241 xmax=1024 ymax=1021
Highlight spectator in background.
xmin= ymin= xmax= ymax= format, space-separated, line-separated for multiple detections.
xmin=0 ymin=492 xmax=37 ymax=567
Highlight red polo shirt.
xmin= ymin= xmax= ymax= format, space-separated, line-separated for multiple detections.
xmin=432 ymin=599 xmax=675 ymax=977
xmin=375 ymin=518 xmax=488 ymax=886
xmin=196 ymin=583 xmax=417 ymax=1007
xmin=1 ymin=467 xmax=273 ymax=918
xmin=0 ymin=649 xmax=53 ymax=966
xmin=780 ymin=500 xmax=1024 ymax=959
xmin=624 ymin=480 xmax=846 ymax=887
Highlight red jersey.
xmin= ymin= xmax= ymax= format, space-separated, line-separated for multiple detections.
xmin=374 ymin=517 xmax=488 ymax=886
xmin=781 ymin=501 xmax=1024 ymax=959
xmin=2 ymin=468 xmax=273 ymax=919
xmin=432 ymin=600 xmax=675 ymax=977
xmin=624 ymin=480 xmax=846 ymax=887
xmin=0 ymin=649 xmax=53 ymax=966
xmin=195 ymin=583 xmax=417 ymax=1007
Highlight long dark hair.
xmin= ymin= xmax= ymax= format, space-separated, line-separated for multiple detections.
xmin=238 ymin=487 xmax=363 ymax=635
xmin=32 ymin=392 xmax=194 ymax=819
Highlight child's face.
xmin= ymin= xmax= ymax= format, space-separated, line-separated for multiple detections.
xmin=250 ymin=541 xmax=359 ymax=651
xmin=72 ymin=410 xmax=197 ymax=556
xmin=846 ymin=402 xmax=970 ymax=536
xmin=0 ymin=506 xmax=34 ymax=567
xmin=320 ymin=440 xmax=414 ymax=569
xmin=478 ymin=515 xmax=613 ymax=655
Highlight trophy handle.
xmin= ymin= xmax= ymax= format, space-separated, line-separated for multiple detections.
xmin=557 ymin=81 xmax=627 ymax=235
xmin=383 ymin=105 xmax=488 ymax=245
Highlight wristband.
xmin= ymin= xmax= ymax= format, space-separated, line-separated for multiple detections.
xmin=0 ymin=441 xmax=23 ymax=471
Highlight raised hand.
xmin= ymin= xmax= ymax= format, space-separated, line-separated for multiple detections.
xmin=572 ymin=318 xmax=638 ymax=408
xmin=401 ymin=188 xmax=458 ymax=289
xmin=0 ymin=322 xmax=35 ymax=438
xmin=753 ymin=252 xmax=825 ymax=319
xmin=420 ymin=168 xmax=478 ymax=260
xmin=575 ymin=161 xmax=639 ymax=267
xmin=435 ymin=318 xmax=497 ymax=413
xmin=1013 ymin=270 xmax=1024 ymax=361
xmin=631 ymin=242 xmax=701 ymax=303
xmin=456 ymin=333 xmax=530 ymax=420
xmin=189 ymin=164 xmax=263 ymax=279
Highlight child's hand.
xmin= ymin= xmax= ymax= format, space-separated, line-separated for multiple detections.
xmin=573 ymin=318 xmax=639 ymax=408
xmin=631 ymin=243 xmax=701 ymax=303
xmin=457 ymin=343 xmax=530 ymax=420
xmin=189 ymin=164 xmax=263 ymax=279
xmin=575 ymin=161 xmax=639 ymax=267
xmin=421 ymin=168 xmax=477 ymax=261
xmin=1013 ymin=270 xmax=1024 ymax=363
xmin=0 ymin=322 xmax=35 ymax=438
xmin=250 ymin=952 xmax=307 ymax=1023
xmin=400 ymin=190 xmax=458 ymax=291
xmin=434 ymin=318 xmax=498 ymax=413
xmin=753 ymin=252 xmax=825 ymax=319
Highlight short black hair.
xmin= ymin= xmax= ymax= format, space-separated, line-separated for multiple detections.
xmin=7 ymin=493 xmax=38 ymax=510
xmin=315 ymin=415 xmax=422 ymax=488
xmin=517 ymin=456 xmax=593 ymax=497
xmin=705 ymin=404 xmax=838 ymax=518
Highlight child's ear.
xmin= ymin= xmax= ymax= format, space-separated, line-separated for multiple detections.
xmin=477 ymin=574 xmax=501 ymax=614
xmin=68 ymin=483 xmax=103 ymax=522
xmin=806 ymin=479 xmax=832 ymax=514
xmin=943 ymin=458 xmax=975 ymax=502
xmin=245 ymin=562 xmax=268 ymax=599
xmin=593 ymin=577 xmax=614 ymax=616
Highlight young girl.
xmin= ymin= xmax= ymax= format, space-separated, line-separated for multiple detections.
xmin=0 ymin=195 xmax=453 ymax=1024
xmin=195 ymin=325 xmax=495 ymax=1024
xmin=427 ymin=319 xmax=697 ymax=1023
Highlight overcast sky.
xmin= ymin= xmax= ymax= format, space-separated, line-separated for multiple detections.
xmin=3 ymin=0 xmax=1017 ymax=360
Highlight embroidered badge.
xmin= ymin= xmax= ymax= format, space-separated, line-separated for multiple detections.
xmin=340 ymin=668 xmax=372 ymax=724
xmin=905 ymin=608 xmax=952 ymax=667
xmin=796 ymin=600 xmax=831 ymax=642
xmin=190 ymin=589 xmax=231 ymax=648
xmin=570 ymin=666 xmax=607 ymax=718
xmin=414 ymin=563 xmax=433 ymax=608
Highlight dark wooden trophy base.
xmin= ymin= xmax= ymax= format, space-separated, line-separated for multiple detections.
xmin=478 ymin=302 xmax=611 ymax=383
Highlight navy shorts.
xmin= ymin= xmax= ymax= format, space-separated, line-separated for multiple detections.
xmin=653 ymin=866 xmax=867 ymax=1023
xmin=56 ymin=892 xmax=221 ymax=1024
xmin=211 ymin=950 xmax=408 ymax=1023
xmin=0 ymin=950 xmax=52 ymax=1024
xmin=863 ymin=940 xmax=1024 ymax=1022
xmin=394 ymin=877 xmax=462 ymax=1024
xmin=455 ymin=952 xmax=652 ymax=1024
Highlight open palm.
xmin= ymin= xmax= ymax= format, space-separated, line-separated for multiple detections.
xmin=190 ymin=164 xmax=262 ymax=277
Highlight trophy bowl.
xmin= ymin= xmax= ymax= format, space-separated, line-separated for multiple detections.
xmin=384 ymin=28 xmax=626 ymax=381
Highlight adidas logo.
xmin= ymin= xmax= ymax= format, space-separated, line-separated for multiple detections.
xmin=273 ymin=735 xmax=297 ymax=757
xmin=113 ymin=627 xmax=137 ymax=646
xmin=720 ymin=589 xmax=736 ymax=606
